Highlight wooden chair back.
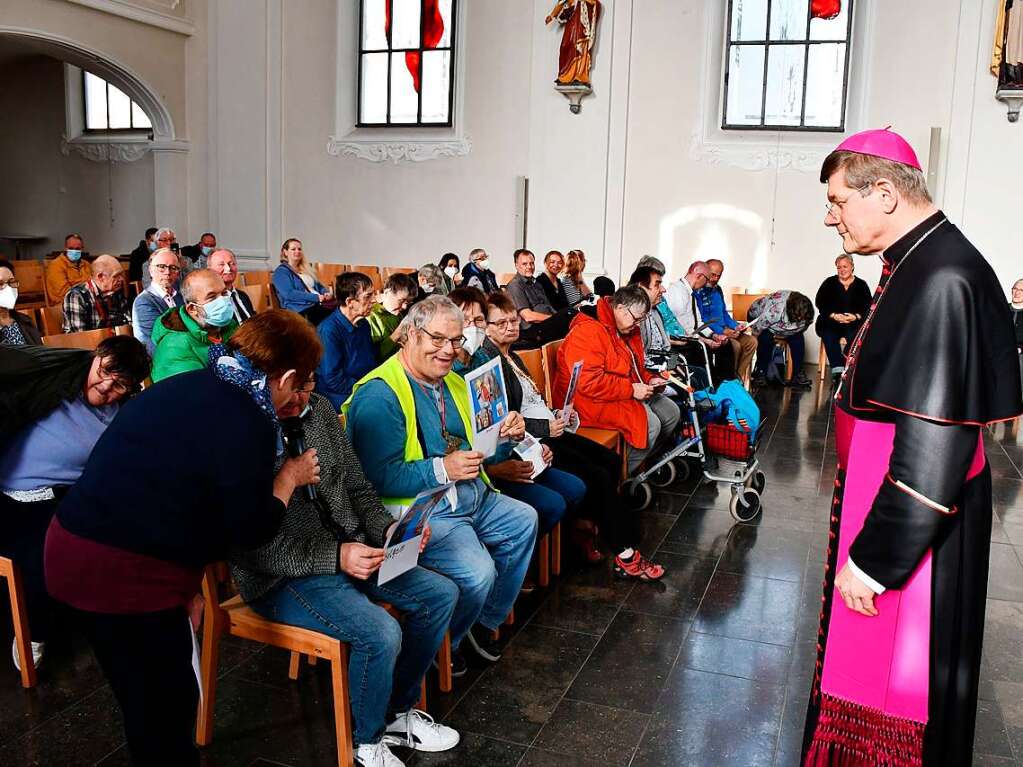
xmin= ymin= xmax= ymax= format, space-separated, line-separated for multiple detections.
xmin=239 ymin=284 xmax=268 ymax=313
xmin=349 ymin=266 xmax=382 ymax=292
xmin=37 ymin=304 xmax=64 ymax=336
xmin=240 ymin=269 xmax=272 ymax=288
xmin=12 ymin=260 xmax=45 ymax=305
xmin=268 ymin=283 xmax=282 ymax=310
xmin=113 ymin=324 xmax=133 ymax=336
xmin=42 ymin=328 xmax=112 ymax=349
xmin=1 ymin=557 xmax=37 ymax=688
xmin=382 ymin=267 xmax=416 ymax=281
xmin=731 ymin=291 xmax=772 ymax=323
xmin=315 ymin=263 xmax=349 ymax=290
xmin=498 ymin=272 xmax=516 ymax=288
xmin=517 ymin=348 xmax=546 ymax=399
xmin=540 ymin=339 xmax=564 ymax=403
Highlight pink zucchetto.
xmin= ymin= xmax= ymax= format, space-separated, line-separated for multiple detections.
xmin=833 ymin=127 xmax=922 ymax=171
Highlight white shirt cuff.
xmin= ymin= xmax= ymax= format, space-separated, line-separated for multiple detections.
xmin=847 ymin=557 xmax=886 ymax=595
xmin=432 ymin=457 xmax=449 ymax=485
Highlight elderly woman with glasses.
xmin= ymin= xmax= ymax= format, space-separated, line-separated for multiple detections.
xmin=0 ymin=336 xmax=150 ymax=673
xmin=0 ymin=259 xmax=42 ymax=345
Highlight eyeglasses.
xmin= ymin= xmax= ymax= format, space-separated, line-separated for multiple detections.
xmin=465 ymin=317 xmax=487 ymax=329
xmin=825 ymin=184 xmax=873 ymax=218
xmin=153 ymin=264 xmax=182 ymax=273
xmin=625 ymin=306 xmax=647 ymax=322
xmin=487 ymin=318 xmax=518 ymax=330
xmin=420 ymin=328 xmax=466 ymax=350
xmin=97 ymin=364 xmax=133 ymax=395
xmin=297 ymin=379 xmax=316 ymax=393
xmin=0 ymin=279 xmax=20 ymax=289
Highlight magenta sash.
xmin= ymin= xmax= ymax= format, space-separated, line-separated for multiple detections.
xmin=821 ymin=409 xmax=986 ymax=722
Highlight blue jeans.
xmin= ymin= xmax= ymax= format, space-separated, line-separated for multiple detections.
xmin=493 ymin=467 xmax=585 ymax=534
xmin=755 ymin=330 xmax=805 ymax=377
xmin=249 ymin=567 xmax=458 ymax=746
xmin=819 ymin=322 xmax=861 ymax=369
xmin=418 ymin=480 xmax=537 ymax=648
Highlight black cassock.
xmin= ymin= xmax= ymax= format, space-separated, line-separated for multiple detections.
xmin=802 ymin=211 xmax=1022 ymax=766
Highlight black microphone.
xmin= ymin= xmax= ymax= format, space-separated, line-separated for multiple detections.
xmin=282 ymin=415 xmax=317 ymax=502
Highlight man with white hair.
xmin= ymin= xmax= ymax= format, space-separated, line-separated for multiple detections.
xmin=207 ymin=248 xmax=254 ymax=322
xmin=62 ymin=255 xmax=130 ymax=332
xmin=344 ymin=296 xmax=538 ymax=675
xmin=141 ymin=227 xmax=183 ymax=289
xmin=132 ymin=248 xmax=184 ymax=353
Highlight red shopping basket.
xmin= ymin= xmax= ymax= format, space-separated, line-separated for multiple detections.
xmin=705 ymin=423 xmax=752 ymax=461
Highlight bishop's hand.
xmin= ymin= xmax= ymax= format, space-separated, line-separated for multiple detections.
xmin=835 ymin=562 xmax=879 ymax=617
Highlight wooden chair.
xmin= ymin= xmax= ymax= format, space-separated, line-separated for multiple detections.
xmin=268 ymin=283 xmax=282 ymax=310
xmin=37 ymin=304 xmax=64 ymax=336
xmin=239 ymin=284 xmax=268 ymax=313
xmin=240 ymin=269 xmax=272 ymax=289
xmin=382 ymin=267 xmax=416 ymax=281
xmin=12 ymin=260 xmax=46 ymax=306
xmin=498 ymin=272 xmax=516 ymax=288
xmin=730 ymin=291 xmax=772 ymax=323
xmin=817 ymin=337 xmax=847 ymax=382
xmin=197 ymin=565 xmax=436 ymax=765
xmin=113 ymin=324 xmax=133 ymax=336
xmin=42 ymin=328 xmax=112 ymax=349
xmin=540 ymin=339 xmax=622 ymax=452
xmin=316 ymin=263 xmax=349 ymax=290
xmin=349 ymin=266 xmax=382 ymax=292
xmin=1 ymin=557 xmax=37 ymax=688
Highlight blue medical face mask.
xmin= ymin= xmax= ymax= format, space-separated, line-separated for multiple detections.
xmin=66 ymin=249 xmax=82 ymax=262
xmin=148 ymin=240 xmax=157 ymax=252
xmin=196 ymin=294 xmax=235 ymax=327
xmin=201 ymin=245 xmax=214 ymax=257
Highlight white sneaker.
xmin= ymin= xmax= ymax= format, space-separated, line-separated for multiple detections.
xmin=384 ymin=709 xmax=460 ymax=753
xmin=355 ymin=740 xmax=405 ymax=767
xmin=11 ymin=638 xmax=44 ymax=672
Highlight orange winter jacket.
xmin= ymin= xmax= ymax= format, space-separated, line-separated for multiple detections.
xmin=553 ymin=297 xmax=655 ymax=449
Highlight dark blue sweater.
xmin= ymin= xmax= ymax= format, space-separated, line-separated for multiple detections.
xmin=52 ymin=370 xmax=285 ymax=575
xmin=315 ymin=311 xmax=376 ymax=409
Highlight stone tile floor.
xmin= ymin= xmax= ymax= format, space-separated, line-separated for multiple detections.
xmin=1 ymin=374 xmax=1022 ymax=766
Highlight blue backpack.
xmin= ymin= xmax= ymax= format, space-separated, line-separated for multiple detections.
xmin=693 ymin=380 xmax=761 ymax=433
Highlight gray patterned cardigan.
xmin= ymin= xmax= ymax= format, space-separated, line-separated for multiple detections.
xmin=230 ymin=393 xmax=394 ymax=603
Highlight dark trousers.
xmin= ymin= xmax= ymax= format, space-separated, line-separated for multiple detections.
xmin=819 ymin=322 xmax=862 ymax=368
xmin=514 ymin=309 xmax=573 ymax=349
xmin=0 ymin=494 xmax=60 ymax=642
xmin=547 ymin=431 xmax=640 ymax=551
xmin=677 ymin=340 xmax=734 ymax=387
xmin=755 ymin=331 xmax=805 ymax=377
xmin=74 ymin=605 xmax=200 ymax=767
xmin=300 ymin=304 xmax=334 ymax=326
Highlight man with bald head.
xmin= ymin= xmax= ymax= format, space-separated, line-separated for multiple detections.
xmin=697 ymin=259 xmax=757 ymax=385
xmin=150 ymin=269 xmax=240 ymax=382
xmin=664 ymin=260 xmax=736 ymax=383
xmin=133 ymin=248 xmax=185 ymax=353
xmin=207 ymin=248 xmax=255 ymax=322
xmin=62 ymin=254 xmax=130 ymax=332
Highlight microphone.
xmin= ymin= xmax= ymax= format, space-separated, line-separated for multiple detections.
xmin=282 ymin=413 xmax=316 ymax=503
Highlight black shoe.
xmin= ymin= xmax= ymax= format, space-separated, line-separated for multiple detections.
xmin=432 ymin=648 xmax=468 ymax=678
xmin=464 ymin=624 xmax=502 ymax=663
xmin=786 ymin=371 xmax=812 ymax=389
xmin=750 ymin=372 xmax=767 ymax=389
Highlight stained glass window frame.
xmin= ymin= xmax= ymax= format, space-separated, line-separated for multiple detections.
xmin=722 ymin=0 xmax=855 ymax=132
xmin=82 ymin=71 xmax=152 ymax=133
xmin=357 ymin=0 xmax=458 ymax=128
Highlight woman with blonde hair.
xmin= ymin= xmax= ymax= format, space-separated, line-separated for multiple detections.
xmin=272 ymin=238 xmax=334 ymax=325
xmin=560 ymin=249 xmax=593 ymax=307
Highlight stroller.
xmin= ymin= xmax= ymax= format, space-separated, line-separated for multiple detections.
xmin=623 ymin=341 xmax=767 ymax=522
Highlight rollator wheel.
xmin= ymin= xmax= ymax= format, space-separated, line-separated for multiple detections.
xmin=649 ymin=461 xmax=677 ymax=488
xmin=625 ymin=481 xmax=653 ymax=511
xmin=672 ymin=458 xmax=692 ymax=484
xmin=729 ymin=488 xmax=762 ymax=523
xmin=745 ymin=470 xmax=766 ymax=494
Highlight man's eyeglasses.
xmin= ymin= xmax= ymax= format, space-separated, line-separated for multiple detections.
xmin=0 ymin=279 xmax=20 ymax=290
xmin=153 ymin=264 xmax=182 ymax=274
xmin=488 ymin=318 xmax=518 ymax=330
xmin=420 ymin=328 xmax=466 ymax=350
xmin=625 ymin=306 xmax=647 ymax=322
xmin=826 ymin=184 xmax=873 ymax=218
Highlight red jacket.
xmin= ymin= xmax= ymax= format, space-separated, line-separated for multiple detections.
xmin=553 ymin=297 xmax=655 ymax=448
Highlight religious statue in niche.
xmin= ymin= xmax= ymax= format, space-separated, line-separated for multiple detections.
xmin=545 ymin=0 xmax=602 ymax=114
xmin=992 ymin=0 xmax=1023 ymax=121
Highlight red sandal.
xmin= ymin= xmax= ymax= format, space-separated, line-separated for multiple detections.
xmin=613 ymin=550 xmax=666 ymax=581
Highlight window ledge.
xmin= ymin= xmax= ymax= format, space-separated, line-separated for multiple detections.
xmin=60 ymin=133 xmax=151 ymax=162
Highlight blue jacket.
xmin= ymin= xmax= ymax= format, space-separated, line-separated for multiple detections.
xmin=272 ymin=264 xmax=327 ymax=313
xmin=132 ymin=288 xmax=184 ymax=354
xmin=315 ymin=311 xmax=376 ymax=409
xmin=694 ymin=286 xmax=737 ymax=334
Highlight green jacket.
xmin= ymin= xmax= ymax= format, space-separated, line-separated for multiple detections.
xmin=151 ymin=306 xmax=239 ymax=382
xmin=366 ymin=303 xmax=401 ymax=361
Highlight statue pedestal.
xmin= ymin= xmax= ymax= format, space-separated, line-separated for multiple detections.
xmin=555 ymin=83 xmax=592 ymax=114
xmin=996 ymin=87 xmax=1023 ymax=122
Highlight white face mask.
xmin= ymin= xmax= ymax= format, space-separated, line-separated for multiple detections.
xmin=477 ymin=259 xmax=491 ymax=270
xmin=444 ymin=266 xmax=458 ymax=279
xmin=463 ymin=325 xmax=486 ymax=355
xmin=0 ymin=285 xmax=17 ymax=310
xmin=421 ymin=284 xmax=435 ymax=294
